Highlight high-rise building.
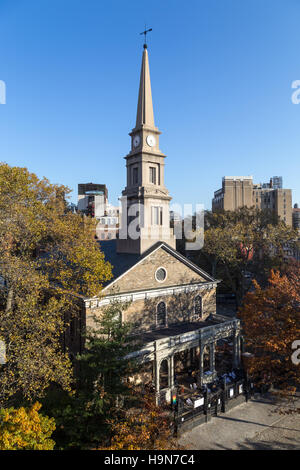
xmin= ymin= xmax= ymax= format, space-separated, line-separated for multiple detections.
xmin=212 ymin=176 xmax=292 ymax=225
xmin=96 ymin=203 xmax=120 ymax=241
xmin=293 ymin=203 xmax=300 ymax=231
xmin=77 ymin=183 xmax=107 ymax=219
xmin=212 ymin=176 xmax=254 ymax=212
xmin=270 ymin=176 xmax=283 ymax=189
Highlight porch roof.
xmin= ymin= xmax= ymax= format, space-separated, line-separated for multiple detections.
xmin=137 ymin=315 xmax=229 ymax=343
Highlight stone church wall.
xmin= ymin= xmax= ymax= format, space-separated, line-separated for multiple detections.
xmin=86 ymin=287 xmax=216 ymax=333
xmin=105 ymin=247 xmax=207 ymax=295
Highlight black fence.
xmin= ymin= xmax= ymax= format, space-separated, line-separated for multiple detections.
xmin=174 ymin=373 xmax=255 ymax=433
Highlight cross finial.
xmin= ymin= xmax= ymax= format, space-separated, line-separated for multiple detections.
xmin=140 ymin=26 xmax=152 ymax=49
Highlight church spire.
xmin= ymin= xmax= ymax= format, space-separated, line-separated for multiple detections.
xmin=117 ymin=43 xmax=176 ymax=255
xmin=136 ymin=46 xmax=155 ymax=128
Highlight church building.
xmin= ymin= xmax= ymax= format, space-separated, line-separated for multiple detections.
xmin=84 ymin=44 xmax=242 ymax=406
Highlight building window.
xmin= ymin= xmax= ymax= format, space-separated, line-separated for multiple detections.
xmin=149 ymin=166 xmax=156 ymax=184
xmin=156 ymin=301 xmax=167 ymax=327
xmin=151 ymin=206 xmax=163 ymax=225
xmin=155 ymin=267 xmax=167 ymax=282
xmin=194 ymin=296 xmax=202 ymax=319
xmin=132 ymin=167 xmax=138 ymax=185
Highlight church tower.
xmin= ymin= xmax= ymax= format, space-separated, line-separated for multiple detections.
xmin=117 ymin=45 xmax=176 ymax=254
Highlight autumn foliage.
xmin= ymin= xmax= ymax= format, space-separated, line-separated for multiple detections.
xmin=100 ymin=393 xmax=180 ymax=450
xmin=239 ymin=264 xmax=300 ymax=396
xmin=0 ymin=164 xmax=112 ymax=405
xmin=190 ymin=208 xmax=299 ymax=305
xmin=0 ymin=402 xmax=55 ymax=450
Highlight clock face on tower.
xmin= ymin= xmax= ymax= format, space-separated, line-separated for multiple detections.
xmin=146 ymin=134 xmax=156 ymax=147
xmin=133 ymin=135 xmax=141 ymax=148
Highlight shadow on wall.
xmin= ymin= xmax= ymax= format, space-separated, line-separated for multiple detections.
xmin=127 ymin=278 xmax=216 ymax=333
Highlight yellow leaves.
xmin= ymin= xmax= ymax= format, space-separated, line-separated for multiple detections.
xmin=0 ymin=163 xmax=113 ymax=403
xmin=0 ymin=402 xmax=55 ymax=450
xmin=0 ymin=163 xmax=112 ymax=296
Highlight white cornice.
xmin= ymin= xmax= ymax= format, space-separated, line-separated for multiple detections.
xmin=85 ymin=281 xmax=217 ymax=309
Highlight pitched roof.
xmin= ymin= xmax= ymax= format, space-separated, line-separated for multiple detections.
xmin=98 ymin=239 xmax=140 ymax=284
xmin=99 ymin=240 xmax=218 ymax=291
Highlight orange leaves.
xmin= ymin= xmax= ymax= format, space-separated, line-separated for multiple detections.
xmin=99 ymin=393 xmax=179 ymax=451
xmin=239 ymin=264 xmax=300 ymax=390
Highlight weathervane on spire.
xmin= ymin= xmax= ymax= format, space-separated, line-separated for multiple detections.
xmin=140 ymin=26 xmax=152 ymax=49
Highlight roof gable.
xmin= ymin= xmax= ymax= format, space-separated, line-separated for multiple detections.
xmin=102 ymin=241 xmax=217 ymax=295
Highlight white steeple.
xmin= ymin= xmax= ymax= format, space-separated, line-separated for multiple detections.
xmin=136 ymin=46 xmax=155 ymax=129
xmin=117 ymin=45 xmax=176 ymax=255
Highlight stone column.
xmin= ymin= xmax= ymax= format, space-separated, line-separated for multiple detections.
xmin=155 ymin=358 xmax=160 ymax=393
xmin=237 ymin=334 xmax=241 ymax=366
xmin=169 ymin=355 xmax=174 ymax=389
xmin=233 ymin=333 xmax=241 ymax=368
xmin=198 ymin=345 xmax=204 ymax=386
xmin=209 ymin=341 xmax=215 ymax=373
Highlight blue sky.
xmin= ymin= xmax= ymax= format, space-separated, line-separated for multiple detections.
xmin=0 ymin=0 xmax=299 ymax=210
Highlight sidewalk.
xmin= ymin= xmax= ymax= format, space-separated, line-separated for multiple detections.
xmin=179 ymin=394 xmax=300 ymax=450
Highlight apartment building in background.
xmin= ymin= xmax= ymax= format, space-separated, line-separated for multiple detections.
xmin=212 ymin=176 xmax=292 ymax=226
xmin=77 ymin=183 xmax=108 ymax=219
xmin=77 ymin=183 xmax=120 ymax=240
xmin=96 ymin=203 xmax=120 ymax=240
xmin=293 ymin=203 xmax=300 ymax=232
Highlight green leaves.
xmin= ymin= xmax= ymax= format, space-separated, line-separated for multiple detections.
xmin=194 ymin=207 xmax=299 ymax=304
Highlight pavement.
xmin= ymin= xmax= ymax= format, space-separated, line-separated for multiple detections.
xmin=179 ymin=394 xmax=300 ymax=450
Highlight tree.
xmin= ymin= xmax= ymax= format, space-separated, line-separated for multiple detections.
xmin=78 ymin=299 xmax=138 ymax=401
xmin=43 ymin=300 xmax=139 ymax=449
xmin=0 ymin=163 xmax=112 ymax=405
xmin=0 ymin=402 xmax=55 ymax=450
xmin=239 ymin=264 xmax=300 ymax=409
xmin=100 ymin=392 xmax=180 ymax=450
xmin=189 ymin=208 xmax=299 ymax=305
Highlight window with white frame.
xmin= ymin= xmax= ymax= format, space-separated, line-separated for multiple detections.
xmin=151 ymin=206 xmax=163 ymax=225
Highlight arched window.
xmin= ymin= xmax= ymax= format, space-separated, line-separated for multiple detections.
xmin=157 ymin=301 xmax=167 ymax=327
xmin=194 ymin=296 xmax=202 ymax=318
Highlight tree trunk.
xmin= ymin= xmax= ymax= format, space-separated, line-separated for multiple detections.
xmin=5 ymin=285 xmax=13 ymax=313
